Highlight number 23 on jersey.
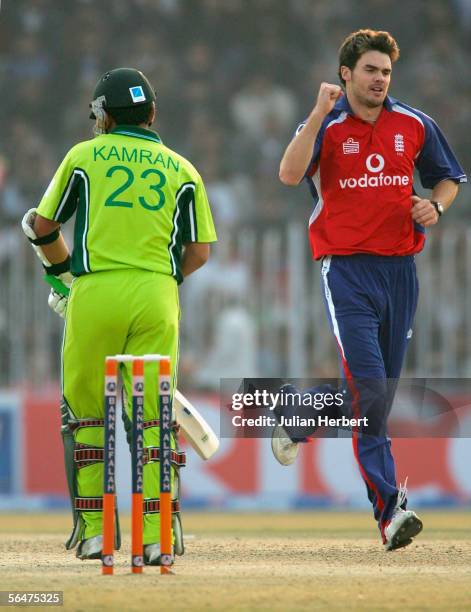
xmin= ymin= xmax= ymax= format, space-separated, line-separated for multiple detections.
xmin=105 ymin=165 xmax=166 ymax=211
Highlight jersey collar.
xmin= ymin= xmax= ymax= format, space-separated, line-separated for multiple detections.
xmin=110 ymin=125 xmax=162 ymax=144
xmin=335 ymin=94 xmax=394 ymax=114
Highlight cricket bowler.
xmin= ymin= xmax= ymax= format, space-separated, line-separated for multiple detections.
xmin=271 ymin=30 xmax=466 ymax=550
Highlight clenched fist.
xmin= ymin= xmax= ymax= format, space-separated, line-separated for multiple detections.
xmin=314 ymin=83 xmax=343 ymax=117
xmin=411 ymin=196 xmax=440 ymax=227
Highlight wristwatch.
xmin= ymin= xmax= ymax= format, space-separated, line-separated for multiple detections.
xmin=431 ymin=200 xmax=444 ymax=217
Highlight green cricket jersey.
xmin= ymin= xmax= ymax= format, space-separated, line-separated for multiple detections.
xmin=37 ymin=126 xmax=217 ymax=283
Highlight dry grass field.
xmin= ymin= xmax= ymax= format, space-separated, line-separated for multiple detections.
xmin=0 ymin=511 xmax=470 ymax=611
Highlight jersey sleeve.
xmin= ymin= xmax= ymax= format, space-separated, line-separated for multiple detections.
xmin=181 ymin=176 xmax=217 ymax=243
xmin=37 ymin=147 xmax=81 ymax=223
xmin=415 ymin=115 xmax=467 ymax=189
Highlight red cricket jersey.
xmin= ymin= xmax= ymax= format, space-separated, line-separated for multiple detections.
xmin=300 ymin=95 xmax=466 ymax=259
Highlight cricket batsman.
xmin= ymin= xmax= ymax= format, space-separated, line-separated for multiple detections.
xmin=22 ymin=68 xmax=217 ymax=563
xmin=271 ymin=30 xmax=466 ymax=550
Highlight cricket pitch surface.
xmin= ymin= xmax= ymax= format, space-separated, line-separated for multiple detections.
xmin=1 ymin=512 xmax=470 ymax=611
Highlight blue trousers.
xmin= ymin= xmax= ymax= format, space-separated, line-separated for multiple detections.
xmin=324 ymin=254 xmax=418 ymax=534
xmin=304 ymin=254 xmax=419 ymax=536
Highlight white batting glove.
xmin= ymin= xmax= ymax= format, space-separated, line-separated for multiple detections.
xmin=48 ymin=289 xmax=68 ymax=318
xmin=45 ymin=272 xmax=73 ymax=319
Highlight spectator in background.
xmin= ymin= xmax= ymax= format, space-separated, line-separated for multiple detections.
xmin=0 ymin=156 xmax=27 ymax=226
xmin=193 ymin=298 xmax=259 ymax=389
xmin=0 ymin=0 xmax=470 ymax=384
xmin=231 ymin=72 xmax=297 ymax=141
xmin=2 ymin=0 xmax=469 ymax=227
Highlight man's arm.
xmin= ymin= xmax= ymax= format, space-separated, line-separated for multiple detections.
xmin=182 ymin=242 xmax=210 ymax=278
xmin=411 ymin=179 xmax=460 ymax=227
xmin=279 ymin=83 xmax=342 ymax=186
xmin=33 ymin=214 xmax=70 ymax=263
xmin=22 ymin=209 xmax=73 ymax=317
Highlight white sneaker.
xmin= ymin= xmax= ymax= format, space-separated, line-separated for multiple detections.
xmin=76 ymin=535 xmax=102 ymax=560
xmin=271 ymin=423 xmax=299 ymax=466
xmin=383 ymin=479 xmax=423 ymax=551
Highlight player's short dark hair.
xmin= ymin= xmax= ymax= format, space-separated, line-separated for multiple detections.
xmin=107 ymin=101 xmax=153 ymax=126
xmin=338 ymin=29 xmax=400 ymax=86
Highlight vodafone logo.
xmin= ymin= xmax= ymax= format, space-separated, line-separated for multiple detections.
xmin=365 ymin=154 xmax=385 ymax=173
xmin=339 ymin=153 xmax=409 ymax=190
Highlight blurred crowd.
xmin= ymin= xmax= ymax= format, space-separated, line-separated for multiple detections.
xmin=1 ymin=0 xmax=469 ymax=231
xmin=0 ymin=0 xmax=470 ymax=383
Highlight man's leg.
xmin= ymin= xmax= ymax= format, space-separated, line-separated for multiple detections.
xmin=374 ymin=257 xmax=420 ymax=546
xmin=324 ymin=255 xmax=422 ymax=548
xmin=321 ymin=256 xmax=401 ymax=535
xmin=120 ymin=272 xmax=180 ymax=562
xmin=62 ymin=272 xmax=129 ymax=554
xmin=272 ymin=255 xmax=387 ymax=469
xmin=271 ymin=382 xmax=341 ymax=465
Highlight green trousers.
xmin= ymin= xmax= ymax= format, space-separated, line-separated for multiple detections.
xmin=62 ymin=269 xmax=179 ymax=543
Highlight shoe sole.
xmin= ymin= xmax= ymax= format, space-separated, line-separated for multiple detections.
xmin=385 ymin=515 xmax=423 ymax=551
xmin=271 ymin=424 xmax=299 ymax=466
